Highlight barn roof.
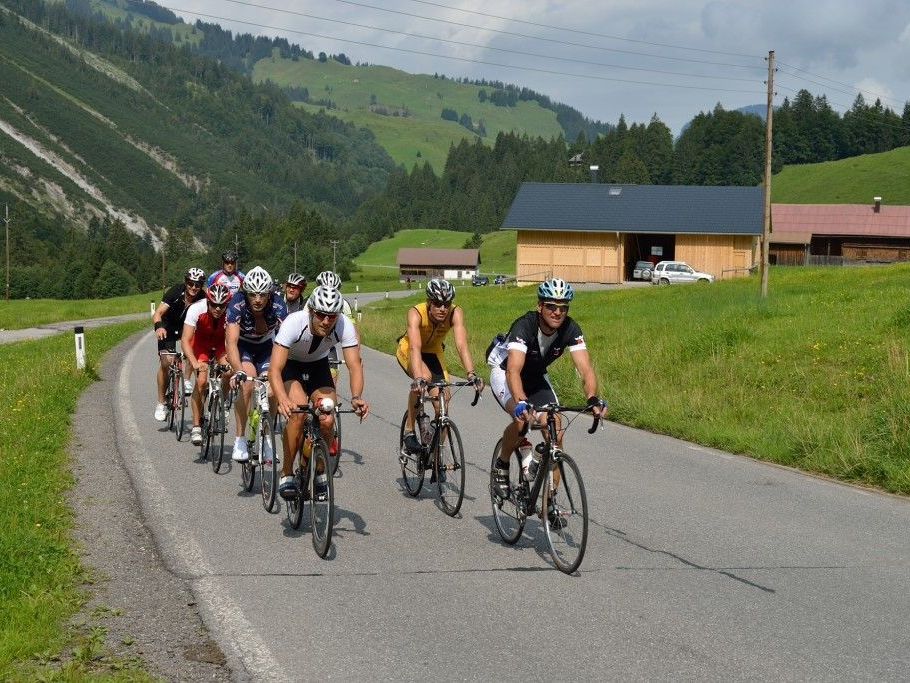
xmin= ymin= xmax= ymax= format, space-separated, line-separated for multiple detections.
xmin=772 ymin=203 xmax=910 ymax=240
xmin=396 ymin=248 xmax=480 ymax=267
xmin=502 ymin=183 xmax=763 ymax=235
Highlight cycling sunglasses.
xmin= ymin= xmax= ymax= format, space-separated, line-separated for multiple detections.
xmin=542 ymin=302 xmax=570 ymax=313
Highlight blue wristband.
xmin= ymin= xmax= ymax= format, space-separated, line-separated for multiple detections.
xmin=513 ymin=400 xmax=528 ymax=419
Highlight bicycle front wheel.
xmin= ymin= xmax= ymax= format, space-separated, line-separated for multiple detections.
xmin=490 ymin=439 xmax=525 ymax=545
xmin=210 ymin=395 xmax=226 ymax=473
xmin=260 ymin=417 xmax=278 ymax=513
xmin=167 ymin=371 xmax=179 ymax=431
xmin=310 ymin=440 xmax=334 ymax=558
xmin=287 ymin=457 xmax=306 ymax=530
xmin=542 ymin=453 xmax=589 ymax=574
xmin=175 ymin=378 xmax=187 ymax=442
xmin=329 ymin=409 xmax=341 ymax=477
xmin=399 ymin=411 xmax=425 ymax=496
xmin=435 ymin=422 xmax=465 ymax=516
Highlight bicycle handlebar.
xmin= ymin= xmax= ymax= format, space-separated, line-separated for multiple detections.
xmin=414 ymin=378 xmax=481 ymax=407
xmin=525 ymin=402 xmax=603 ymax=434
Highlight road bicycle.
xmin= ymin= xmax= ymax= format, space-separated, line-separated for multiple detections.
xmin=161 ymin=352 xmax=187 ymax=442
xmin=489 ymin=402 xmax=602 ymax=574
xmin=328 ymin=355 xmax=345 ymax=476
xmin=398 ymin=379 xmax=480 ymax=516
xmin=284 ymin=402 xmax=339 ymax=558
xmin=237 ymin=374 xmax=279 ymax=513
xmin=199 ymin=358 xmax=232 ymax=472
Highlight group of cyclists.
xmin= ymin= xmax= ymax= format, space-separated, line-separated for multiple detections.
xmin=152 ymin=248 xmax=606 ymax=513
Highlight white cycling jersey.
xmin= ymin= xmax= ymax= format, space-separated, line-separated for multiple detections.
xmin=274 ymin=305 xmax=359 ymax=363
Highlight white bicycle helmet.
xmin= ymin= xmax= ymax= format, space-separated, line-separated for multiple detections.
xmin=185 ymin=267 xmax=205 ymax=284
xmin=286 ymin=272 xmax=306 ymax=287
xmin=316 ymin=271 xmax=342 ymax=290
xmin=243 ymin=266 xmax=272 ymax=294
xmin=308 ymin=285 xmax=343 ymax=314
xmin=537 ymin=277 xmax=574 ymax=302
xmin=206 ymin=284 xmax=231 ymax=305
xmin=426 ymin=278 xmax=455 ymax=303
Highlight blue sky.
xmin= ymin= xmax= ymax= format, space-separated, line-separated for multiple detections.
xmin=175 ymin=0 xmax=910 ymax=134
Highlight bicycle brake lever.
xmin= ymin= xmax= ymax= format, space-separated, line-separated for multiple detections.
xmin=471 ymin=390 xmax=480 ymax=407
xmin=588 ymin=416 xmax=600 ymax=434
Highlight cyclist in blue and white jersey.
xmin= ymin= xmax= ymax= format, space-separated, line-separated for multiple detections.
xmin=270 ymin=286 xmax=369 ymax=501
xmin=225 ymin=266 xmax=287 ymax=462
xmin=207 ymin=251 xmax=245 ymax=296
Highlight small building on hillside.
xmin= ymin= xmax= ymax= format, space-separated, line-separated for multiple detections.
xmin=396 ymin=248 xmax=480 ymax=282
xmin=770 ymin=200 xmax=910 ymax=265
xmin=501 ymin=183 xmax=762 ymax=284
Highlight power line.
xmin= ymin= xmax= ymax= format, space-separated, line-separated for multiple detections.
xmin=402 ymin=0 xmax=761 ymax=59
xmin=777 ymin=60 xmax=905 ymax=109
xmin=193 ymin=1 xmax=762 ymax=84
xmin=216 ymin=0 xmax=765 ymax=71
xmin=168 ymin=7 xmax=766 ymax=95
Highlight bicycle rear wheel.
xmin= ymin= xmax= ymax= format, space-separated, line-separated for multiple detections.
xmin=167 ymin=370 xmax=180 ymax=431
xmin=212 ymin=395 xmax=227 ymax=473
xmin=310 ymin=440 xmax=334 ymax=558
xmin=399 ymin=411 xmax=425 ymax=496
xmin=435 ymin=422 xmax=465 ymax=516
xmin=542 ymin=453 xmax=589 ymax=574
xmin=490 ymin=439 xmax=526 ymax=545
xmin=201 ymin=395 xmax=213 ymax=462
xmin=260 ymin=417 xmax=278 ymax=513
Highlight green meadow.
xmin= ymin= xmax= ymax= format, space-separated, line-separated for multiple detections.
xmin=0 ymin=292 xmax=154 ymax=330
xmin=359 ymin=264 xmax=910 ymax=494
xmin=256 ymin=57 xmax=564 ymax=170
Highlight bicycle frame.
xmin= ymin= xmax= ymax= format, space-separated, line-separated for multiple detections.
xmin=416 ymin=379 xmax=481 ymax=451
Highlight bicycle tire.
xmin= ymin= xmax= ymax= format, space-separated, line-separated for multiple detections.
xmin=210 ymin=394 xmax=226 ymax=473
xmin=310 ymin=439 xmax=334 ymax=558
xmin=201 ymin=393 xmax=214 ymax=462
xmin=329 ymin=407 xmax=341 ymax=477
xmin=435 ymin=422 xmax=465 ymax=516
xmin=175 ymin=377 xmax=187 ymax=442
xmin=490 ymin=439 xmax=526 ymax=545
xmin=399 ymin=411 xmax=425 ymax=496
xmin=167 ymin=369 xmax=179 ymax=431
xmin=287 ymin=455 xmax=308 ymax=530
xmin=542 ymin=452 xmax=589 ymax=574
xmin=260 ymin=417 xmax=278 ymax=513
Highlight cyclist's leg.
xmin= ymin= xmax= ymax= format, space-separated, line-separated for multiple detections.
xmin=156 ymin=337 xmax=177 ymax=403
xmin=490 ymin=367 xmax=522 ymax=462
xmin=191 ymin=348 xmax=212 ymax=428
xmin=396 ymin=350 xmax=426 ymax=435
xmin=303 ymin=358 xmax=337 ymax=448
xmin=279 ymin=377 xmax=308 ymax=498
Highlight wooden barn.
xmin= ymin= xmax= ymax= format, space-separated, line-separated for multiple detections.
xmin=501 ymin=183 xmax=762 ymax=284
xmin=396 ymin=248 xmax=480 ymax=282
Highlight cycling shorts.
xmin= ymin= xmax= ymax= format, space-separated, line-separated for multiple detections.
xmin=238 ymin=339 xmax=273 ymax=375
xmin=193 ymin=342 xmax=226 ymax=365
xmin=489 ymin=366 xmax=557 ymax=413
xmin=191 ymin=331 xmax=225 ymax=364
xmin=281 ymin=357 xmax=334 ymax=395
xmin=157 ymin=326 xmax=180 ymax=354
xmin=397 ymin=350 xmax=446 ymax=383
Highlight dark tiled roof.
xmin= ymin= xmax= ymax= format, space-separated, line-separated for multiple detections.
xmin=396 ymin=248 xmax=480 ymax=267
xmin=502 ymin=183 xmax=763 ymax=235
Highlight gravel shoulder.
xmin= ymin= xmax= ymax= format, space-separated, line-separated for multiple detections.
xmin=68 ymin=331 xmax=234 ymax=681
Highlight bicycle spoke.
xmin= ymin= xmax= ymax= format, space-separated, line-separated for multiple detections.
xmin=399 ymin=411 xmax=425 ymax=496
xmin=543 ymin=454 xmax=589 ymax=574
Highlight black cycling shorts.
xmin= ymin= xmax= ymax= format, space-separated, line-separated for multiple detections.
xmin=281 ymin=357 xmax=335 ymax=394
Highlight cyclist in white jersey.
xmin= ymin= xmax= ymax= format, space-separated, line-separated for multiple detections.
xmin=270 ymin=286 xmax=369 ymax=501
xmin=314 ymin=271 xmax=354 ymax=377
xmin=207 ymin=251 xmax=245 ymax=296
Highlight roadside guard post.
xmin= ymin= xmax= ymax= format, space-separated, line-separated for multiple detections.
xmin=150 ymin=301 xmax=155 ymax=317
xmin=74 ymin=326 xmax=86 ymax=370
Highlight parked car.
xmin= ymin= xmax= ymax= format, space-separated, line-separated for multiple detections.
xmin=472 ymin=274 xmax=489 ymax=286
xmin=632 ymin=260 xmax=653 ymax=281
xmin=651 ymin=261 xmax=715 ymax=285
xmin=493 ymin=274 xmax=508 ymax=285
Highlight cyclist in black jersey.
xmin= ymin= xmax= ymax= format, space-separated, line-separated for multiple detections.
xmin=487 ymin=278 xmax=606 ymax=498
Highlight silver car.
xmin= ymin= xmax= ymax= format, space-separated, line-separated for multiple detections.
xmin=632 ymin=260 xmax=653 ymax=281
xmin=651 ymin=261 xmax=715 ymax=285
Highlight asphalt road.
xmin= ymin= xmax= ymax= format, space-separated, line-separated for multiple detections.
xmin=115 ymin=327 xmax=910 ymax=680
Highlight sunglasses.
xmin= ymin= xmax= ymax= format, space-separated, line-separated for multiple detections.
xmin=286 ymin=283 xmax=303 ymax=290
xmin=208 ymin=302 xmax=227 ymax=310
xmin=428 ymin=300 xmax=452 ymax=309
xmin=313 ymin=310 xmax=338 ymax=320
xmin=542 ymin=302 xmax=569 ymax=313
xmin=186 ymin=281 xmax=203 ymax=289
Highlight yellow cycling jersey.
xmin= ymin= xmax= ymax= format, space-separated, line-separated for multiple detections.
xmin=396 ymin=301 xmax=457 ymax=360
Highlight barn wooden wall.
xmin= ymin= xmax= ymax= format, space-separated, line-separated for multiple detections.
xmin=675 ymin=234 xmax=756 ymax=279
xmin=517 ymin=231 xmax=622 ymax=284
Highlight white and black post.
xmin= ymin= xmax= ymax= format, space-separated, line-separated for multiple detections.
xmin=74 ymin=326 xmax=86 ymax=370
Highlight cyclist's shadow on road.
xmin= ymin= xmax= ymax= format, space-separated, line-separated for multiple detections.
xmin=474 ymin=512 xmax=551 ymax=564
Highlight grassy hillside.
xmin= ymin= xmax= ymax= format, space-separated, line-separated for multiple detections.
xmin=349 ymin=228 xmax=516 ymax=290
xmin=255 ymin=57 xmax=564 ymax=171
xmin=360 ymin=264 xmax=910 ymax=494
xmin=772 ymin=146 xmax=910 ymax=204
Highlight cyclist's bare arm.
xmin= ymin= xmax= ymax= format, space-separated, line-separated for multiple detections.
xmin=450 ymin=306 xmax=480 ymax=387
xmin=225 ymin=322 xmax=243 ymax=374
xmin=505 ymin=348 xmax=528 ymax=414
xmin=153 ymin=302 xmax=170 ymax=340
xmin=342 ymin=344 xmax=369 ymax=419
xmin=406 ymin=307 xmax=429 ymax=382
xmin=181 ymin=323 xmax=200 ymax=372
xmin=268 ymin=343 xmax=296 ymax=418
xmin=570 ymin=348 xmax=605 ymax=418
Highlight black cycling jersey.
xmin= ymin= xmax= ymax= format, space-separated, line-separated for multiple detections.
xmin=160 ymin=284 xmax=203 ymax=331
xmin=493 ymin=311 xmax=586 ymax=380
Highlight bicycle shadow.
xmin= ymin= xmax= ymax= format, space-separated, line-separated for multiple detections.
xmin=332 ymin=447 xmax=365 ymax=479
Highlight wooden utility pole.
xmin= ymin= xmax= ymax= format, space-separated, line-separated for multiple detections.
xmin=4 ymin=204 xmax=10 ymax=301
xmin=760 ymin=50 xmax=776 ymax=298
xmin=293 ymin=240 xmax=298 ymax=273
xmin=330 ymin=239 xmax=339 ymax=274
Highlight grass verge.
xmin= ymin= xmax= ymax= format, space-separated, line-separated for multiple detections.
xmin=0 ymin=320 xmax=151 ymax=680
xmin=0 ymin=293 xmax=156 ymax=330
xmin=359 ymin=265 xmax=910 ymax=494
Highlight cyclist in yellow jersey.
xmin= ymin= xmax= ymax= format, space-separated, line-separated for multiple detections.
xmin=396 ymin=278 xmax=483 ymax=456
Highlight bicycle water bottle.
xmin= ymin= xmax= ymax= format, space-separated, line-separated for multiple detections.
xmin=418 ymin=414 xmax=433 ymax=445
xmin=518 ymin=438 xmax=534 ymax=480
xmin=257 ymin=385 xmax=269 ymax=412
xmin=527 ymin=442 xmax=544 ymax=480
xmin=249 ymin=410 xmax=260 ymax=441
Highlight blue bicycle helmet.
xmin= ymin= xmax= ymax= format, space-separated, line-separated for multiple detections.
xmin=537 ymin=277 xmax=574 ymax=302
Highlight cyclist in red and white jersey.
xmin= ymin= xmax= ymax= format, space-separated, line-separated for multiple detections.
xmin=207 ymin=251 xmax=245 ymax=296
xmin=181 ymin=284 xmax=232 ymax=446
